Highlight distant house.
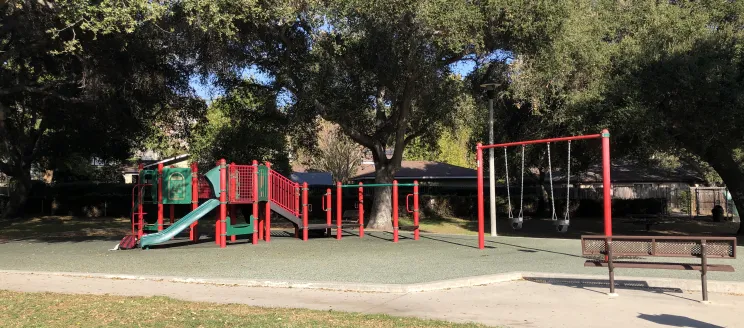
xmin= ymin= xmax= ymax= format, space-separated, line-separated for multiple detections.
xmin=553 ymin=160 xmax=706 ymax=200
xmin=290 ymin=172 xmax=334 ymax=187
xmin=350 ymin=161 xmax=479 ymax=190
xmin=121 ymin=154 xmax=191 ymax=184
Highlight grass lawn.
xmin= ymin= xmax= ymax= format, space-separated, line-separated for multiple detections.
xmin=0 ymin=290 xmax=487 ymax=328
xmin=0 ymin=216 xmax=130 ymax=241
xmin=399 ymin=215 xmax=478 ymax=235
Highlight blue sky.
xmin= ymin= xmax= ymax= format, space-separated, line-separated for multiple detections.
xmin=190 ymin=60 xmax=480 ymax=102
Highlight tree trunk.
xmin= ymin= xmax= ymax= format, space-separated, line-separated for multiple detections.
xmin=701 ymin=146 xmax=744 ymax=235
xmin=367 ymin=163 xmax=394 ymax=230
xmin=2 ymin=167 xmax=32 ymax=220
xmin=536 ymin=169 xmax=548 ymax=216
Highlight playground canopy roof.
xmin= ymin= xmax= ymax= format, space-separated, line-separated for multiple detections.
xmin=351 ymin=161 xmax=477 ymax=181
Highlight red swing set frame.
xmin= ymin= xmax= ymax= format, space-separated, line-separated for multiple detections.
xmin=475 ymin=129 xmax=613 ymax=249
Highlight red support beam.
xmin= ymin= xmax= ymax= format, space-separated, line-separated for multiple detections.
xmin=219 ymin=159 xmax=227 ymax=248
xmin=393 ymin=180 xmax=399 ymax=243
xmin=602 ymin=129 xmax=613 ymax=237
xmin=480 ymin=134 xmax=602 ymax=149
xmin=302 ymin=182 xmax=308 ymax=241
xmin=190 ymin=162 xmax=198 ymax=242
xmin=476 ymin=143 xmax=485 ymax=249
xmin=413 ymin=180 xmax=419 ymax=241
xmin=295 ymin=182 xmax=301 ymax=238
xmin=322 ymin=188 xmax=330 ymax=237
xmin=358 ymin=182 xmax=364 ymax=238
xmin=157 ymin=163 xmax=164 ymax=232
xmin=252 ymin=160 xmax=258 ymax=245
xmin=264 ymin=162 xmax=272 ymax=242
xmin=336 ymin=182 xmax=342 ymax=240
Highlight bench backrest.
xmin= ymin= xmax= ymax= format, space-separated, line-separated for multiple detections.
xmin=581 ymin=235 xmax=737 ymax=259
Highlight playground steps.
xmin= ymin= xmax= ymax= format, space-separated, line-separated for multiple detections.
xmin=225 ymin=215 xmax=255 ymax=236
xmin=268 ymin=201 xmax=302 ymax=226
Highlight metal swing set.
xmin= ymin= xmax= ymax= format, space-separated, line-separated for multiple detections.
xmin=475 ymin=130 xmax=614 ymax=249
xmin=503 ymin=141 xmax=572 ymax=233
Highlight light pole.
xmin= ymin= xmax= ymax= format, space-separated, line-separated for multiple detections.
xmin=481 ymin=82 xmax=500 ymax=237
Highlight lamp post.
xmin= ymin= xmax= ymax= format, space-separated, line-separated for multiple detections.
xmin=481 ymin=82 xmax=500 ymax=237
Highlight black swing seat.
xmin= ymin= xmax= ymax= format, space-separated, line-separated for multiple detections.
xmin=511 ymin=217 xmax=524 ymax=230
xmin=554 ymin=220 xmax=570 ymax=233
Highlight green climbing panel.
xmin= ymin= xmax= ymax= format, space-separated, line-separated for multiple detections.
xmin=162 ymin=167 xmax=192 ymax=204
xmin=257 ymin=165 xmax=269 ymax=201
xmin=139 ymin=170 xmax=158 ymax=203
xmin=225 ymin=215 xmax=256 ymax=236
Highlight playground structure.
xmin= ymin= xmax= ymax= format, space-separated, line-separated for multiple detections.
xmin=475 ymin=129 xmax=613 ymax=249
xmin=130 ymin=159 xmax=420 ymax=249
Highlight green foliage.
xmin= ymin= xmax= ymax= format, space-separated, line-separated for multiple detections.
xmin=190 ymin=81 xmax=290 ymax=174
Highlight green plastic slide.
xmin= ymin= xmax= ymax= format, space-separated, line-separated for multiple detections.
xmin=139 ymin=199 xmax=220 ymax=249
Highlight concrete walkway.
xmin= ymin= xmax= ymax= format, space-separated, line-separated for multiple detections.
xmin=1 ymin=271 xmax=741 ymax=328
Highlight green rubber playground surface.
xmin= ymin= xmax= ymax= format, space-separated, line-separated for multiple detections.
xmin=0 ymin=230 xmax=742 ymax=284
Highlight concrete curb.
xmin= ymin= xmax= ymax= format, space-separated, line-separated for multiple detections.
xmin=2 ymin=269 xmax=743 ymax=295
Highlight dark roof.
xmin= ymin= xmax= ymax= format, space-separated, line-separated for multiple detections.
xmin=290 ymin=172 xmax=334 ymax=186
xmin=351 ymin=161 xmax=477 ymax=180
xmin=553 ymin=160 xmax=705 ymax=184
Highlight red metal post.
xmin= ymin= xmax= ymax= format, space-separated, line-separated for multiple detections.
xmin=219 ymin=159 xmax=227 ymax=248
xmin=157 ymin=163 xmax=164 ymax=232
xmin=393 ymin=180 xmax=399 ymax=243
xmin=264 ymin=162 xmax=272 ymax=242
xmin=414 ymin=180 xmax=419 ymax=240
xmin=302 ymin=182 xmax=308 ymax=241
xmin=358 ymin=182 xmax=364 ymax=238
xmin=336 ymin=182 xmax=342 ymax=240
xmin=230 ymin=204 xmax=236 ymax=243
xmin=295 ymin=182 xmax=301 ymax=238
xmin=477 ymin=143 xmax=485 ymax=249
xmin=137 ymin=163 xmax=144 ymax=239
xmin=602 ymin=129 xmax=613 ymax=237
xmin=190 ymin=162 xmax=198 ymax=242
xmin=252 ymin=160 xmax=258 ymax=245
xmin=325 ymin=188 xmax=332 ymax=237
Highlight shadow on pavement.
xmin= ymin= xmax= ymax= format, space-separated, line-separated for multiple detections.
xmin=524 ymin=276 xmax=687 ymax=296
xmin=637 ymin=314 xmax=724 ymax=328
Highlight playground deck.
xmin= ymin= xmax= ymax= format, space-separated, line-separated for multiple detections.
xmin=0 ymin=233 xmax=741 ymax=284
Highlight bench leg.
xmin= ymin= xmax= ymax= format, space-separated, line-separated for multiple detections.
xmin=607 ymin=240 xmax=618 ymax=296
xmin=701 ymin=241 xmax=709 ymax=302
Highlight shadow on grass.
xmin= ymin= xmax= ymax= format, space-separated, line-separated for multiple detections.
xmin=0 ymin=216 xmax=130 ymax=243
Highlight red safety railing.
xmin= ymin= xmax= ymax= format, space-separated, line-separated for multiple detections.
xmin=197 ymin=175 xmax=213 ymax=199
xmin=269 ymin=170 xmax=299 ymax=216
xmin=229 ymin=164 xmax=255 ymax=203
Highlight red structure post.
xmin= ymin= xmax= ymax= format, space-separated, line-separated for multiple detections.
xmin=324 ymin=188 xmax=332 ymax=237
xmin=264 ymin=162 xmax=272 ymax=242
xmin=602 ymin=129 xmax=613 ymax=237
xmin=476 ymin=143 xmax=485 ymax=249
xmin=295 ymin=183 xmax=301 ymax=238
xmin=336 ymin=182 xmax=342 ymax=240
xmin=393 ymin=180 xmax=399 ymax=243
xmin=137 ymin=163 xmax=144 ymax=239
xmin=302 ymin=182 xmax=309 ymax=241
xmin=170 ymin=205 xmax=175 ymax=224
xmin=228 ymin=162 xmax=237 ymax=243
xmin=214 ymin=161 xmax=221 ymax=245
xmin=157 ymin=163 xmax=164 ymax=232
xmin=190 ymin=162 xmax=198 ymax=242
xmin=219 ymin=159 xmax=227 ymax=248
xmin=413 ymin=180 xmax=419 ymax=240
xmin=252 ymin=160 xmax=258 ymax=245
xmin=358 ymin=182 xmax=364 ymax=238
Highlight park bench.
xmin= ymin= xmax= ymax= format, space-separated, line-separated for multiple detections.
xmin=581 ymin=235 xmax=737 ymax=301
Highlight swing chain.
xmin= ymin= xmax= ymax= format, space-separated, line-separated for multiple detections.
xmin=504 ymin=147 xmax=513 ymax=219
xmin=519 ymin=145 xmax=525 ymax=218
xmin=565 ymin=141 xmax=571 ymax=220
xmin=547 ymin=143 xmax=558 ymax=221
